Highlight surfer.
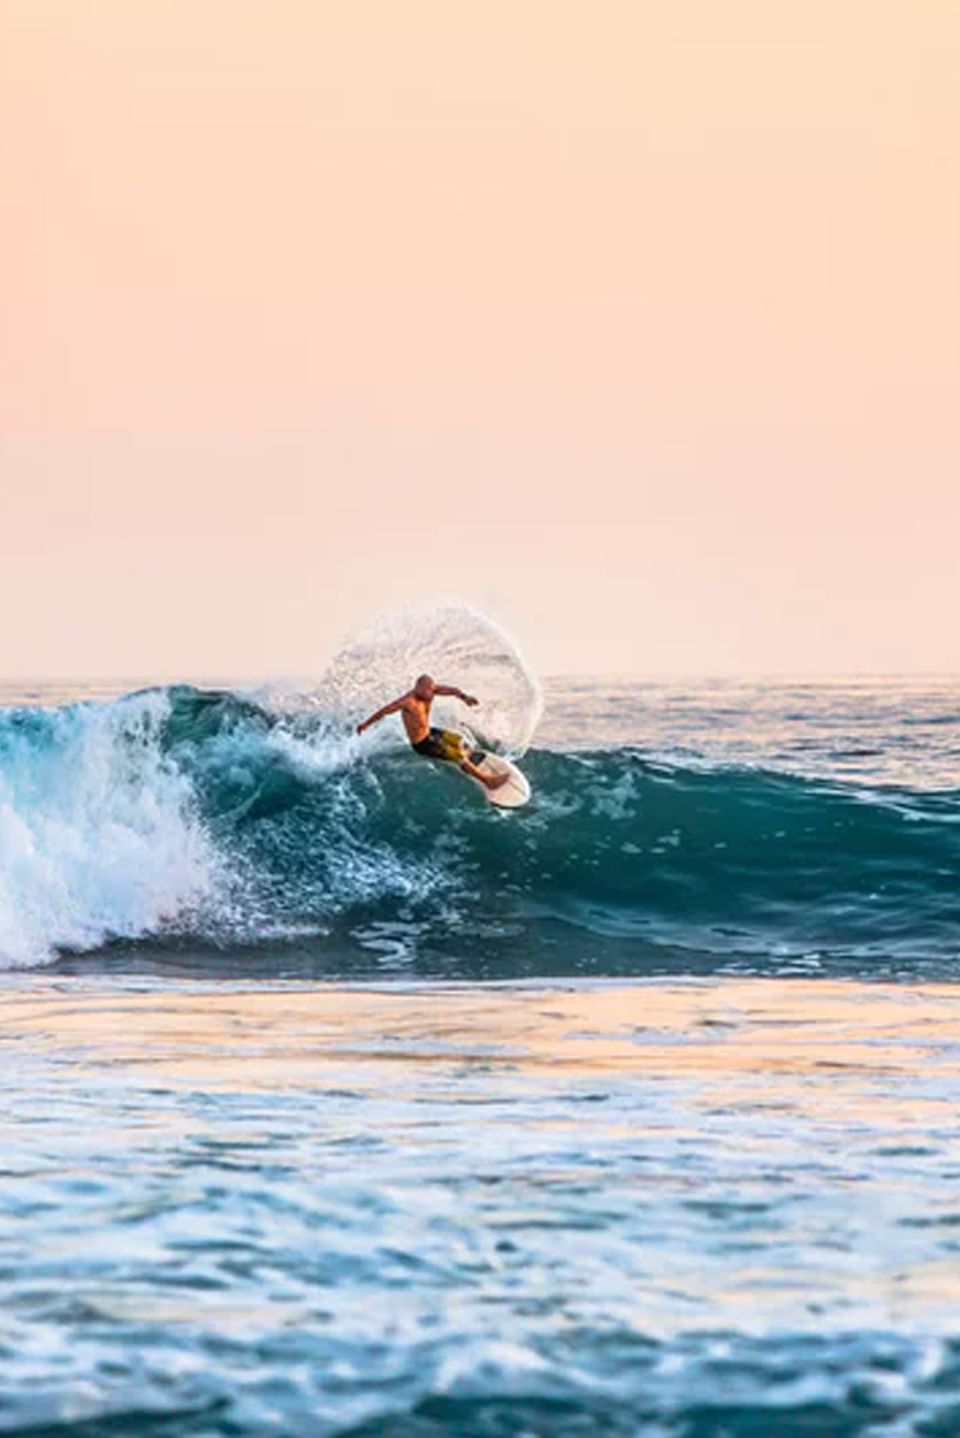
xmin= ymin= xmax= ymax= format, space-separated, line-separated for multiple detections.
xmin=356 ymin=674 xmax=509 ymax=792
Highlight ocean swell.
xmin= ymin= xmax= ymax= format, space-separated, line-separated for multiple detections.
xmin=0 ymin=684 xmax=957 ymax=972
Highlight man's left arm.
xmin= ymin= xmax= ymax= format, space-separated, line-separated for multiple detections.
xmin=435 ymin=684 xmax=479 ymax=707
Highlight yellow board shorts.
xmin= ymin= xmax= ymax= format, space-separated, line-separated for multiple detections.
xmin=412 ymin=727 xmax=466 ymax=763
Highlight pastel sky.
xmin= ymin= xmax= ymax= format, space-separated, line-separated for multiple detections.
xmin=2 ymin=1 xmax=958 ymax=679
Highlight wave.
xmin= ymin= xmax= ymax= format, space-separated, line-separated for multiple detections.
xmin=0 ymin=683 xmax=957 ymax=974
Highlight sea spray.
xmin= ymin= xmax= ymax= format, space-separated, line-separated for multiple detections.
xmin=318 ymin=600 xmax=543 ymax=756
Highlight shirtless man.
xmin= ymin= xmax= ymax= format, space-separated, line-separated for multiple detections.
xmin=356 ymin=674 xmax=509 ymax=792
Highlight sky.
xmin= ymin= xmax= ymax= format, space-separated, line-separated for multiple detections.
xmin=1 ymin=0 xmax=958 ymax=679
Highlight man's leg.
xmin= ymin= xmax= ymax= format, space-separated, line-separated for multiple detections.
xmin=433 ymin=730 xmax=509 ymax=792
xmin=459 ymin=755 xmax=509 ymax=792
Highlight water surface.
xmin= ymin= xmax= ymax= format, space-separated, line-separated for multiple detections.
xmin=1 ymin=676 xmax=958 ymax=1434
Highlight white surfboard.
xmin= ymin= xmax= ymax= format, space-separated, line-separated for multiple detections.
xmin=464 ymin=746 xmax=531 ymax=808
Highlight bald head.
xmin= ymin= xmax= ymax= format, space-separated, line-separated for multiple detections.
xmin=414 ymin=674 xmax=435 ymax=699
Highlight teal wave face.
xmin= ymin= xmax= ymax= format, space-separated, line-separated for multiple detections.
xmin=1 ymin=684 xmax=957 ymax=974
xmin=168 ymin=688 xmax=960 ymax=973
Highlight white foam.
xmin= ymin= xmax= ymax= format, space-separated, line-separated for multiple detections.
xmin=0 ymin=691 xmax=217 ymax=968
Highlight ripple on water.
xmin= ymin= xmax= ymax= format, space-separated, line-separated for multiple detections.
xmin=2 ymin=978 xmax=960 ymax=1435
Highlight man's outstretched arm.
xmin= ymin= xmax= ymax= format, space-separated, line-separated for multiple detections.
xmin=434 ymin=684 xmax=479 ymax=707
xmin=356 ymin=694 xmax=407 ymax=735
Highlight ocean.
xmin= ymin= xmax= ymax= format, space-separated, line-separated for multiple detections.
xmin=1 ymin=662 xmax=959 ymax=1435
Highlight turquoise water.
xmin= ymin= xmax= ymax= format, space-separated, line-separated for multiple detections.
xmin=1 ymin=672 xmax=959 ymax=1434
xmin=1 ymin=676 xmax=957 ymax=978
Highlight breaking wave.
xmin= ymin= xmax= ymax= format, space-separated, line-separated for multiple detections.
xmin=0 ymin=680 xmax=956 ymax=973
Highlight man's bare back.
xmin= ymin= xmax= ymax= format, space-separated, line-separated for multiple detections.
xmin=356 ymin=673 xmax=509 ymax=792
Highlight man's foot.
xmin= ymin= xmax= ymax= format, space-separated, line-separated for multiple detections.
xmin=484 ymin=772 xmax=510 ymax=792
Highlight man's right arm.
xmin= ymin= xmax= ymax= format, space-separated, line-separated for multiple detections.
xmin=356 ymin=694 xmax=407 ymax=735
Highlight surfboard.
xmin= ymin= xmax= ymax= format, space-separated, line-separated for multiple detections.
xmin=464 ymin=747 xmax=531 ymax=808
